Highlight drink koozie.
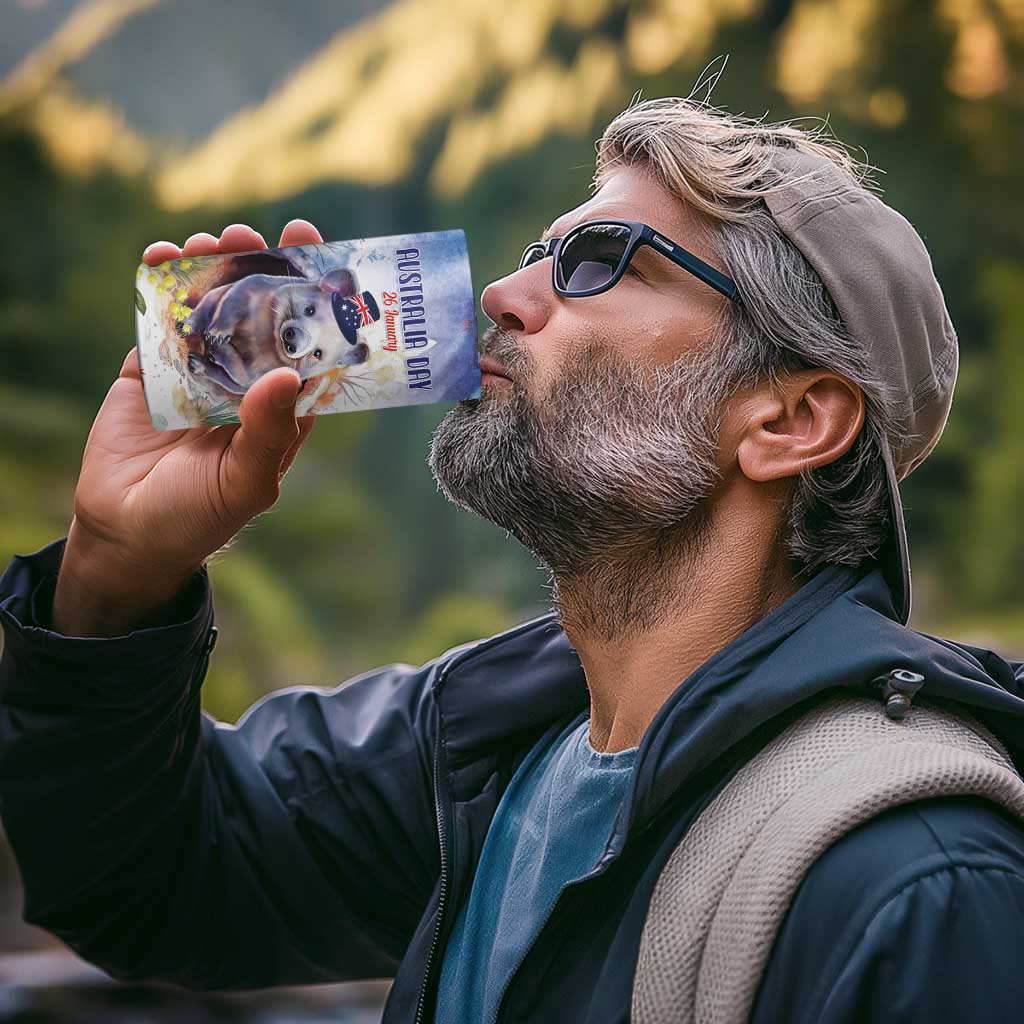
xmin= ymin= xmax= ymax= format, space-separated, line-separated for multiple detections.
xmin=134 ymin=229 xmax=480 ymax=428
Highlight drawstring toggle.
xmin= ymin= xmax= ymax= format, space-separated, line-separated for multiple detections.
xmin=871 ymin=668 xmax=925 ymax=721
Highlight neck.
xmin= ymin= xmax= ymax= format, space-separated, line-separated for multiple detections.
xmin=552 ymin=500 xmax=803 ymax=753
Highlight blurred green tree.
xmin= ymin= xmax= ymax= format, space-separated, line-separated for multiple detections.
xmin=1 ymin=0 xmax=1022 ymax=718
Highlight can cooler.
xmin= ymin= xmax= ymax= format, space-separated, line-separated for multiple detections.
xmin=134 ymin=229 xmax=481 ymax=429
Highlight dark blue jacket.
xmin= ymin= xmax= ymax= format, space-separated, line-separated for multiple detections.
xmin=2 ymin=536 xmax=1024 ymax=1023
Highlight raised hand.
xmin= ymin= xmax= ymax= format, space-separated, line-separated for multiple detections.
xmin=53 ymin=220 xmax=326 ymax=637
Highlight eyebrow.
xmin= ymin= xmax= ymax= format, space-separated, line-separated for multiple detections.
xmin=539 ymin=215 xmax=632 ymax=243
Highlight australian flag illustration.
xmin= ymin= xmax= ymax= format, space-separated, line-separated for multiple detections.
xmin=332 ymin=290 xmax=381 ymax=345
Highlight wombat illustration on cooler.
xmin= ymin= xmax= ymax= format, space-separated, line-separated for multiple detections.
xmin=134 ymin=229 xmax=481 ymax=429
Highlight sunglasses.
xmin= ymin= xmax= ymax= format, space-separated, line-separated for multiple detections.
xmin=518 ymin=219 xmax=741 ymax=303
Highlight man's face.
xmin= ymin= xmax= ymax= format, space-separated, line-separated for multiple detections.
xmin=428 ymin=163 xmax=740 ymax=590
xmin=479 ymin=164 xmax=728 ymax=397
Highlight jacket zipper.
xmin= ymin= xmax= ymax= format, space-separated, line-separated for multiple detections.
xmin=414 ymin=680 xmax=453 ymax=1024
xmin=409 ymin=615 xmax=591 ymax=1024
xmin=193 ymin=625 xmax=218 ymax=692
xmin=491 ymin=884 xmax=563 ymax=1024
xmin=490 ymin=855 xmax=616 ymax=1024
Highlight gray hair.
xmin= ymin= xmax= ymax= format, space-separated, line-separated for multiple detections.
xmin=594 ymin=96 xmax=910 ymax=577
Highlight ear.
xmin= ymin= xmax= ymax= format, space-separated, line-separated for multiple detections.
xmin=733 ymin=369 xmax=865 ymax=483
xmin=319 ymin=268 xmax=358 ymax=296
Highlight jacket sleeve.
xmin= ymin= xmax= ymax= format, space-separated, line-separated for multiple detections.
xmin=751 ymin=798 xmax=1024 ymax=1024
xmin=0 ymin=537 xmax=441 ymax=990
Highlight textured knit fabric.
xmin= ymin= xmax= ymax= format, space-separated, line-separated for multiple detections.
xmin=632 ymin=695 xmax=1024 ymax=1024
xmin=435 ymin=712 xmax=638 ymax=1023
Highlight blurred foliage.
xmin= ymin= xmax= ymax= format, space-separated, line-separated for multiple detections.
xmin=0 ymin=0 xmax=1022 ymax=725
xmin=958 ymin=263 xmax=1024 ymax=613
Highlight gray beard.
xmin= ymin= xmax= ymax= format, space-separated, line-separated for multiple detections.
xmin=427 ymin=330 xmax=739 ymax=640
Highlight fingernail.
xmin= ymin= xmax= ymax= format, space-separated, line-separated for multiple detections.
xmin=271 ymin=374 xmax=299 ymax=410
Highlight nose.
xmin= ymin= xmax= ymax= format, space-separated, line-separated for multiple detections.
xmin=281 ymin=322 xmax=314 ymax=358
xmin=480 ymin=263 xmax=552 ymax=335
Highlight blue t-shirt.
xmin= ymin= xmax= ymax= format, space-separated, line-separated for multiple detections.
xmin=434 ymin=713 xmax=639 ymax=1023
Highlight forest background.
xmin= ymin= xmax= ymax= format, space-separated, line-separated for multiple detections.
xmin=1 ymin=0 xmax=1021 ymax=729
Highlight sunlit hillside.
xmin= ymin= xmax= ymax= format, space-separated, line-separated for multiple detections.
xmin=5 ymin=0 xmax=1020 ymax=207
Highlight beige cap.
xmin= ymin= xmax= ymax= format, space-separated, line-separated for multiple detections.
xmin=764 ymin=148 xmax=959 ymax=625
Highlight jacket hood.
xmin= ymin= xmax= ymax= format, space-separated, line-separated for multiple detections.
xmin=433 ymin=556 xmax=1024 ymax=862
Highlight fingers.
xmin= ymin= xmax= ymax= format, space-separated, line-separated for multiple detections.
xmin=142 ymin=231 xmax=218 ymax=265
xmin=142 ymin=241 xmax=181 ymax=266
xmin=182 ymin=231 xmax=220 ymax=256
xmin=225 ymin=368 xmax=302 ymax=511
xmin=219 ymin=223 xmax=268 ymax=253
xmin=119 ymin=347 xmax=141 ymax=381
xmin=279 ymin=218 xmax=324 ymax=248
xmin=144 ymin=219 xmax=318 ymax=266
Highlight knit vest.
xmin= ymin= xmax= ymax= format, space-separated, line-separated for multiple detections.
xmin=631 ymin=694 xmax=1024 ymax=1024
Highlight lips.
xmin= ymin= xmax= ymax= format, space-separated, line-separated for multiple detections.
xmin=479 ymin=355 xmax=513 ymax=382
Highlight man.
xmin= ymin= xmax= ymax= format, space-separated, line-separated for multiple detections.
xmin=2 ymin=96 xmax=1024 ymax=1023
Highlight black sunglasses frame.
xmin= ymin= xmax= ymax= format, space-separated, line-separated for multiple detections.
xmin=518 ymin=219 xmax=741 ymax=303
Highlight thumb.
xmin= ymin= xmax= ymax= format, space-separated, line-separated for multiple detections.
xmin=225 ymin=368 xmax=302 ymax=513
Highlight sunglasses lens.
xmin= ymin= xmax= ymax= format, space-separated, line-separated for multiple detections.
xmin=556 ymin=223 xmax=631 ymax=293
xmin=519 ymin=244 xmax=548 ymax=271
